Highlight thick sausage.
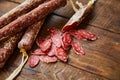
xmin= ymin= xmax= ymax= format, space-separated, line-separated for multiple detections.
xmin=0 ymin=0 xmax=45 ymax=29
xmin=0 ymin=0 xmax=67 ymax=41
xmin=62 ymin=0 xmax=94 ymax=32
xmin=0 ymin=33 xmax=22 ymax=68
xmin=18 ymin=20 xmax=45 ymax=51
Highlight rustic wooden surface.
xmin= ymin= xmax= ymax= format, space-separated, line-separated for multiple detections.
xmin=0 ymin=0 xmax=120 ymax=80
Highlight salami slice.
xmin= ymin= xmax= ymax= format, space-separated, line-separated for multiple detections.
xmin=49 ymin=28 xmax=62 ymax=47
xmin=47 ymin=44 xmax=56 ymax=56
xmin=0 ymin=0 xmax=66 ymax=41
xmin=70 ymin=30 xmax=97 ymax=41
xmin=18 ymin=20 xmax=45 ymax=51
xmin=0 ymin=33 xmax=22 ymax=68
xmin=0 ymin=0 xmax=45 ymax=28
xmin=71 ymin=40 xmax=85 ymax=55
xmin=61 ymin=32 xmax=72 ymax=50
xmin=28 ymin=55 xmax=40 ymax=68
xmin=39 ymin=55 xmax=57 ymax=63
xmin=38 ymin=36 xmax=52 ymax=52
xmin=31 ymin=49 xmax=46 ymax=56
xmin=55 ymin=47 xmax=68 ymax=62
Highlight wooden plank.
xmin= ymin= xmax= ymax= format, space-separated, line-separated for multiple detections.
xmin=54 ymin=0 xmax=120 ymax=33
xmin=9 ymin=0 xmax=25 ymax=3
xmin=0 ymin=0 xmax=18 ymax=13
xmin=3 ymin=62 xmax=108 ymax=80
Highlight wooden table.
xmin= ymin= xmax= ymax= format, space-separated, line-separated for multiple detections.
xmin=0 ymin=0 xmax=120 ymax=80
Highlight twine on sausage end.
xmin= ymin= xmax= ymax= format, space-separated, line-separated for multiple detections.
xmin=6 ymin=48 xmax=28 ymax=80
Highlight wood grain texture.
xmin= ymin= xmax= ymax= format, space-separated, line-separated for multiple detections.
xmin=0 ymin=0 xmax=120 ymax=80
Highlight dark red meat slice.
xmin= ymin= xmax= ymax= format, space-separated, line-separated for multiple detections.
xmin=28 ymin=55 xmax=40 ymax=68
xmin=77 ymin=30 xmax=97 ymax=40
xmin=47 ymin=44 xmax=56 ymax=56
xmin=38 ymin=36 xmax=52 ymax=52
xmin=31 ymin=49 xmax=46 ymax=55
xmin=70 ymin=30 xmax=97 ymax=41
xmin=55 ymin=47 xmax=68 ymax=62
xmin=48 ymin=28 xmax=62 ymax=47
xmin=61 ymin=32 xmax=72 ymax=50
xmin=39 ymin=55 xmax=57 ymax=63
xmin=71 ymin=40 xmax=85 ymax=55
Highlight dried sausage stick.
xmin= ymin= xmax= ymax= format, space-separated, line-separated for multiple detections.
xmin=18 ymin=19 xmax=45 ymax=51
xmin=0 ymin=0 xmax=67 ymax=41
xmin=62 ymin=0 xmax=96 ymax=32
xmin=0 ymin=33 xmax=22 ymax=68
xmin=0 ymin=0 xmax=45 ymax=28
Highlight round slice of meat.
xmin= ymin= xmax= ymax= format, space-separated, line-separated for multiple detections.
xmin=61 ymin=32 xmax=72 ymax=50
xmin=28 ymin=55 xmax=40 ymax=68
xmin=71 ymin=40 xmax=85 ymax=55
xmin=39 ymin=55 xmax=57 ymax=63
xmin=31 ymin=49 xmax=46 ymax=56
xmin=55 ymin=47 xmax=68 ymax=62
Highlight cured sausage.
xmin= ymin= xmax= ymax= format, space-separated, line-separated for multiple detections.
xmin=18 ymin=20 xmax=45 ymax=51
xmin=0 ymin=0 xmax=45 ymax=28
xmin=62 ymin=0 xmax=95 ymax=32
xmin=0 ymin=33 xmax=22 ymax=68
xmin=31 ymin=49 xmax=46 ymax=56
xmin=0 ymin=0 xmax=67 ymax=41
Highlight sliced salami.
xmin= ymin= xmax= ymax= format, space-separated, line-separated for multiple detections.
xmin=48 ymin=28 xmax=62 ymax=47
xmin=70 ymin=30 xmax=97 ymax=41
xmin=71 ymin=40 xmax=85 ymax=55
xmin=28 ymin=55 xmax=40 ymax=68
xmin=39 ymin=55 xmax=57 ymax=63
xmin=61 ymin=32 xmax=72 ymax=50
xmin=38 ymin=36 xmax=52 ymax=52
xmin=47 ymin=44 xmax=56 ymax=56
xmin=31 ymin=49 xmax=46 ymax=56
xmin=55 ymin=47 xmax=68 ymax=62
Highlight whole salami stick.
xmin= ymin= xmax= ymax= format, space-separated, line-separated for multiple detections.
xmin=0 ymin=0 xmax=66 ymax=41
xmin=0 ymin=0 xmax=45 ymax=29
xmin=18 ymin=19 xmax=45 ymax=51
xmin=6 ymin=20 xmax=45 ymax=80
xmin=0 ymin=33 xmax=22 ymax=68
xmin=62 ymin=0 xmax=96 ymax=32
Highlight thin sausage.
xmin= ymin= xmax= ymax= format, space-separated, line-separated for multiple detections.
xmin=0 ymin=33 xmax=22 ymax=68
xmin=0 ymin=0 xmax=45 ymax=28
xmin=0 ymin=0 xmax=67 ymax=41
xmin=18 ymin=20 xmax=45 ymax=51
